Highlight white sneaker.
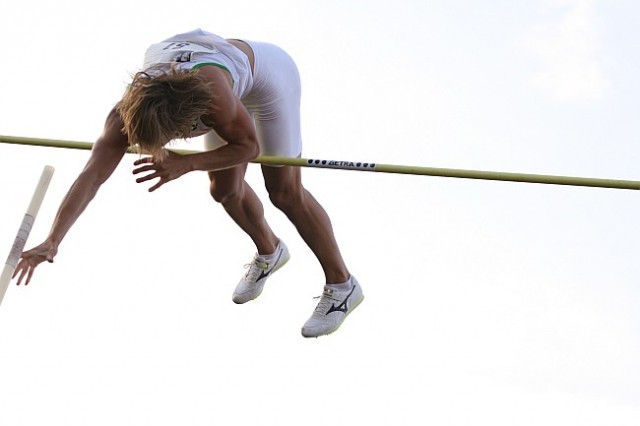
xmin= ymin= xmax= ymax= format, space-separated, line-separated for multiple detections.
xmin=233 ymin=241 xmax=290 ymax=304
xmin=301 ymin=276 xmax=364 ymax=338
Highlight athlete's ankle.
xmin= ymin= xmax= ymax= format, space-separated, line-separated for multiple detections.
xmin=325 ymin=271 xmax=351 ymax=286
xmin=256 ymin=238 xmax=280 ymax=258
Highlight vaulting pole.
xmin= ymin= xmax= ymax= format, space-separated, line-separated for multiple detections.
xmin=1 ymin=135 xmax=639 ymax=190
xmin=0 ymin=165 xmax=55 ymax=307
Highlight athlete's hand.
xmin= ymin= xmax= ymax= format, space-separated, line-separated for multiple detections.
xmin=132 ymin=150 xmax=192 ymax=192
xmin=13 ymin=240 xmax=58 ymax=286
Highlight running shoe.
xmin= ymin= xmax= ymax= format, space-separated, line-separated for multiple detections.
xmin=233 ymin=241 xmax=290 ymax=304
xmin=301 ymin=276 xmax=364 ymax=337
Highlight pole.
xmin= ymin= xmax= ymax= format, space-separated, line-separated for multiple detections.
xmin=0 ymin=165 xmax=55 ymax=307
xmin=1 ymin=135 xmax=638 ymax=190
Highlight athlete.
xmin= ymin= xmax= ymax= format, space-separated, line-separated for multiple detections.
xmin=12 ymin=29 xmax=364 ymax=337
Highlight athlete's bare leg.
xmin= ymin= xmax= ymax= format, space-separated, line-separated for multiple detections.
xmin=261 ymin=165 xmax=350 ymax=284
xmin=208 ymin=164 xmax=279 ymax=255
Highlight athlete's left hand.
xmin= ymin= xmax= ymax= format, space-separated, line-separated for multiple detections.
xmin=133 ymin=150 xmax=192 ymax=192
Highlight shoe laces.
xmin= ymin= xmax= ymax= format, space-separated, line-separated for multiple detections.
xmin=313 ymin=289 xmax=340 ymax=313
xmin=243 ymin=257 xmax=269 ymax=283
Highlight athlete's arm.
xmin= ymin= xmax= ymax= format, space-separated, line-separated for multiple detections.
xmin=195 ymin=65 xmax=260 ymax=167
xmin=13 ymin=108 xmax=129 ymax=285
xmin=132 ymin=65 xmax=260 ymax=191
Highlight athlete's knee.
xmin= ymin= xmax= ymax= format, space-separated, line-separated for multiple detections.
xmin=209 ymin=178 xmax=242 ymax=205
xmin=267 ymin=184 xmax=304 ymax=212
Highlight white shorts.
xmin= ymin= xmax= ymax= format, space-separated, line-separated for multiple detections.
xmin=204 ymin=41 xmax=303 ymax=160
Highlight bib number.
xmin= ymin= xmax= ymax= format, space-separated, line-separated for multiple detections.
xmin=144 ymin=41 xmax=220 ymax=66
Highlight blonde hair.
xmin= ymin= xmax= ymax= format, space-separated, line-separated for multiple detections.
xmin=117 ymin=67 xmax=215 ymax=160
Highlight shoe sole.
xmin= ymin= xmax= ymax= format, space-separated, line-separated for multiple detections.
xmin=301 ymin=293 xmax=365 ymax=338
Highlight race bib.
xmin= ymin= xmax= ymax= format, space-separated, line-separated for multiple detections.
xmin=143 ymin=41 xmax=220 ymax=67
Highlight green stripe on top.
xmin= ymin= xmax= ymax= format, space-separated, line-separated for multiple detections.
xmin=192 ymin=62 xmax=235 ymax=87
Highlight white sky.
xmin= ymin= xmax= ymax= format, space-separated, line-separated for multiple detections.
xmin=1 ymin=1 xmax=639 ymax=425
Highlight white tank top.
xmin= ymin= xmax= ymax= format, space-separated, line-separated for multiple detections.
xmin=143 ymin=28 xmax=253 ymax=99
xmin=142 ymin=29 xmax=253 ymax=139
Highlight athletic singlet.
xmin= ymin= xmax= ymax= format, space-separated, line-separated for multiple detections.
xmin=142 ymin=29 xmax=254 ymax=138
xmin=143 ymin=28 xmax=253 ymax=99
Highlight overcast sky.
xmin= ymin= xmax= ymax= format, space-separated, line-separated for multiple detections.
xmin=1 ymin=1 xmax=639 ymax=425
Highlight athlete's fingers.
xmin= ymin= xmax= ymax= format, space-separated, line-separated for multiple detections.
xmin=12 ymin=263 xmax=21 ymax=279
xmin=135 ymin=172 xmax=161 ymax=184
xmin=132 ymin=164 xmax=158 ymax=175
xmin=14 ymin=265 xmax=28 ymax=286
xmin=22 ymin=267 xmax=34 ymax=286
xmin=148 ymin=178 xmax=165 ymax=192
xmin=133 ymin=157 xmax=155 ymax=166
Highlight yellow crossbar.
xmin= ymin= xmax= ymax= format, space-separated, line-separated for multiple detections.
xmin=1 ymin=135 xmax=638 ymax=190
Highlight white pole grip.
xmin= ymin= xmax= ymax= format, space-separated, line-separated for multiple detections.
xmin=6 ymin=214 xmax=35 ymax=269
xmin=0 ymin=165 xmax=55 ymax=307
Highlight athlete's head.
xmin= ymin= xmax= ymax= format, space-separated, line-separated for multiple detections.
xmin=117 ymin=67 xmax=215 ymax=160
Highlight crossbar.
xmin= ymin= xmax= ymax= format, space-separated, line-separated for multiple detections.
xmin=1 ymin=135 xmax=638 ymax=190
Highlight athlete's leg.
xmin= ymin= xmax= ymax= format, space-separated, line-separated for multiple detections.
xmin=241 ymin=41 xmax=349 ymax=284
xmin=208 ymin=165 xmax=279 ymax=255
xmin=261 ymin=164 xmax=350 ymax=284
xmin=242 ymin=41 xmax=362 ymax=335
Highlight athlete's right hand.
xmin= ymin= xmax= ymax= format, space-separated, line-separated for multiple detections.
xmin=13 ymin=240 xmax=58 ymax=286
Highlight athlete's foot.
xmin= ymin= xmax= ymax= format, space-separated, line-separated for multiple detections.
xmin=301 ymin=276 xmax=364 ymax=338
xmin=232 ymin=240 xmax=290 ymax=304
